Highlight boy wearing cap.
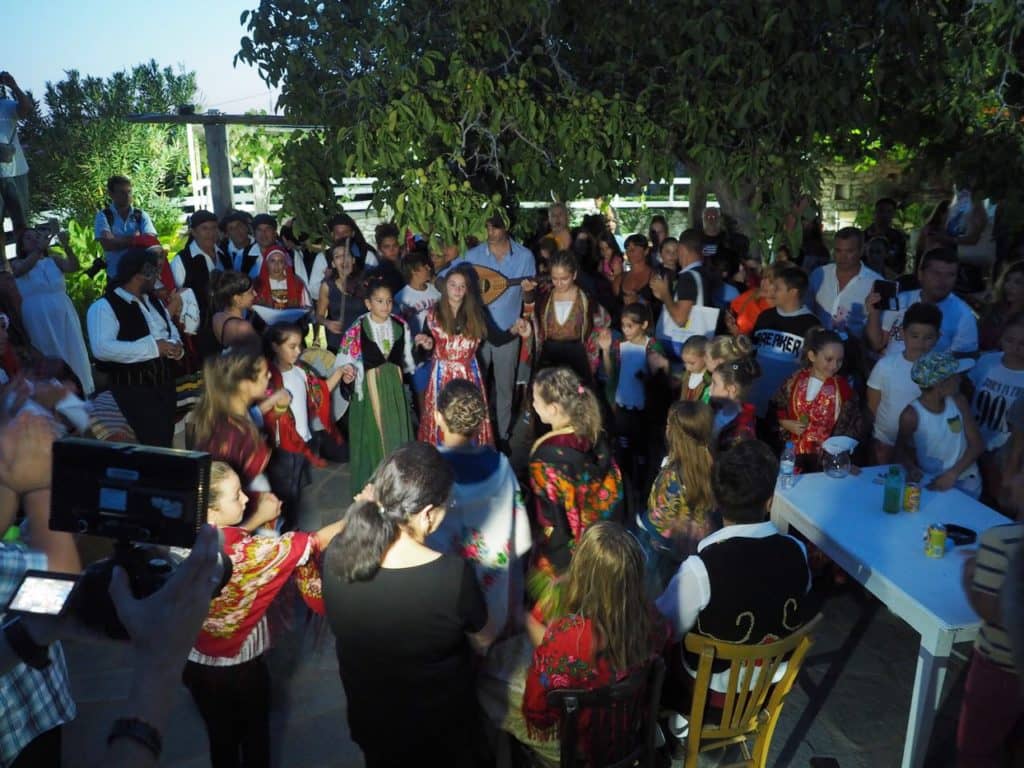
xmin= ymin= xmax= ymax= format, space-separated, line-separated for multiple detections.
xmin=896 ymin=350 xmax=984 ymax=497
xmin=171 ymin=210 xmax=224 ymax=360
xmin=219 ymin=210 xmax=261 ymax=278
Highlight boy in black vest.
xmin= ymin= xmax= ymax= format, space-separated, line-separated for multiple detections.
xmin=656 ymin=440 xmax=811 ymax=693
xmin=86 ymin=248 xmax=183 ymax=447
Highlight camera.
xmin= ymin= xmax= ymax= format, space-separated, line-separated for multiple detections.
xmin=43 ymin=438 xmax=231 ymax=639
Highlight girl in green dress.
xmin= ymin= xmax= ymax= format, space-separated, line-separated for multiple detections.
xmin=335 ymin=278 xmax=416 ymax=492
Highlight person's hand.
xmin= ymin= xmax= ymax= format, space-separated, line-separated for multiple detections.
xmin=324 ymin=319 xmax=343 ymax=335
xmin=610 ymin=258 xmax=623 ymax=277
xmin=340 ymin=364 xmax=356 ymax=384
xmin=513 ymin=318 xmax=532 ymax=338
xmin=354 ymin=483 xmax=376 ymax=504
xmin=648 ymin=351 xmax=669 ymax=373
xmin=56 ymin=230 xmax=70 ymax=249
xmin=906 ymin=465 xmax=924 ymax=483
xmin=0 ymin=412 xmax=55 ymax=494
xmin=865 ymin=291 xmax=881 ymax=314
xmin=270 ymin=388 xmax=292 ymax=408
xmin=520 ymin=278 xmax=537 ymax=293
xmin=156 ymin=340 xmax=183 ymax=360
xmin=164 ymin=290 xmax=183 ymax=318
xmin=597 ymin=328 xmax=613 ymax=351
xmin=414 ymin=333 xmax=434 ymax=351
xmin=30 ymin=380 xmax=72 ymax=410
xmin=649 ymin=272 xmax=670 ymax=302
xmin=780 ymin=419 xmax=807 ymax=437
xmin=253 ymin=493 xmax=282 ymax=527
xmin=927 ymin=470 xmax=957 ymax=492
xmin=109 ymin=523 xmax=223 ymax=667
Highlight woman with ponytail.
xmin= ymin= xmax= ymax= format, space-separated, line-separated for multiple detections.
xmin=526 ymin=366 xmax=624 ymax=645
xmin=322 ymin=442 xmax=488 ymax=768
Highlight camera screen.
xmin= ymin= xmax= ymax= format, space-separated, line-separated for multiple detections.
xmin=9 ymin=575 xmax=77 ymax=615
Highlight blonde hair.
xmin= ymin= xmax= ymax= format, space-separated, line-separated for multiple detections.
xmin=564 ymin=522 xmax=653 ymax=670
xmin=681 ymin=335 xmax=708 ymax=357
xmin=665 ymin=402 xmax=714 ymax=516
xmin=533 ymin=367 xmax=602 ymax=445
xmin=709 ymin=334 xmax=753 ymax=364
xmin=208 ymin=461 xmax=237 ymax=512
xmin=191 ymin=347 xmax=265 ymax=447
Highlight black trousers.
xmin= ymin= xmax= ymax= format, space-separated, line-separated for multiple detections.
xmin=182 ymin=656 xmax=271 ymax=768
xmin=11 ymin=725 xmax=61 ymax=768
xmin=110 ymin=382 xmax=176 ymax=447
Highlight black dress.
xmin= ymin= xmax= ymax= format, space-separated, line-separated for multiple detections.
xmin=322 ymin=552 xmax=487 ymax=767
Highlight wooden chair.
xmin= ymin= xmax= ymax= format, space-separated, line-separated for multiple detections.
xmin=681 ymin=614 xmax=821 ymax=768
xmin=545 ymin=655 xmax=666 ymax=768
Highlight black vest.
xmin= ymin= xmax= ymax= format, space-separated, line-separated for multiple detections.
xmin=98 ymin=290 xmax=173 ymax=387
xmin=218 ymin=239 xmax=261 ymax=276
xmin=176 ymin=247 xmax=220 ymax=318
xmin=688 ymin=532 xmax=809 ymax=672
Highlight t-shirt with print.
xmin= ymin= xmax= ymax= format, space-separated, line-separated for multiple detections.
xmin=972 ymin=523 xmax=1024 ymax=670
xmin=878 ymin=289 xmax=978 ymax=357
xmin=749 ymin=307 xmax=820 ymax=416
xmin=866 ymin=352 xmax=921 ymax=445
xmin=394 ymin=283 xmax=441 ymax=336
xmin=968 ymin=352 xmax=1024 ymax=452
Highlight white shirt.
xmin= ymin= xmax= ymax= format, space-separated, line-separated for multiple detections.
xmin=655 ymin=521 xmax=810 ymax=691
xmin=293 ymin=249 xmax=328 ymax=302
xmin=93 ymin=206 xmax=157 ymax=278
xmin=808 ymin=262 xmax=881 ymax=338
xmin=281 ymin=366 xmax=312 ymax=442
xmin=867 ymin=352 xmax=921 ymax=445
xmin=226 ymin=238 xmax=262 ymax=279
xmin=0 ymin=99 xmax=28 ymax=177
xmin=879 ymin=289 xmax=978 ymax=357
xmin=171 ymin=240 xmax=221 ymax=289
xmin=394 ymin=283 xmax=441 ymax=335
xmin=969 ymin=352 xmax=1024 ymax=451
xmin=86 ymin=287 xmax=181 ymax=363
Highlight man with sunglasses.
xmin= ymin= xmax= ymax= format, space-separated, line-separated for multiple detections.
xmin=86 ymin=248 xmax=182 ymax=447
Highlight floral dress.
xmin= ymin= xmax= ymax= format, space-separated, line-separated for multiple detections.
xmin=527 ymin=428 xmax=624 ymax=622
xmin=417 ymin=307 xmax=494 ymax=446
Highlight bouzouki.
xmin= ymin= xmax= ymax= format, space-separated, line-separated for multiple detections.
xmin=468 ymin=264 xmax=550 ymax=305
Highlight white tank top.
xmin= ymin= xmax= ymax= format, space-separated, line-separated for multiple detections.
xmin=910 ymin=397 xmax=972 ymax=477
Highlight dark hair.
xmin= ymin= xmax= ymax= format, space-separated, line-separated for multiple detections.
xmin=875 ymin=197 xmax=897 ymax=210
xmin=400 ymin=251 xmax=432 ymax=281
xmin=920 ymin=247 xmax=958 ymax=271
xmin=648 ymin=214 xmax=668 ymax=246
xmin=801 ymin=326 xmax=843 ymax=366
xmin=624 ymin=233 xmax=649 ymax=250
xmin=325 ymin=443 xmax=454 ymax=582
xmin=211 ymin=270 xmax=253 ymax=311
xmin=263 ymin=322 xmax=303 ymax=361
xmin=713 ymin=354 xmax=761 ymax=398
xmin=436 ymin=265 xmax=488 ymax=340
xmin=902 ymin=302 xmax=943 ymax=332
xmin=374 ymin=222 xmax=401 ymax=247
xmin=712 ymin=441 xmax=778 ymax=523
xmin=364 ymin=276 xmax=392 ymax=300
xmin=106 ymin=175 xmax=131 ymax=193
xmin=835 ymin=226 xmax=864 ymax=250
xmin=677 ymin=228 xmax=703 ymax=256
xmin=549 ymin=250 xmax=579 ymax=275
xmin=597 ymin=231 xmax=623 ymax=258
xmin=621 ymin=301 xmax=652 ymax=328
xmin=437 ymin=379 xmax=487 ymax=437
xmin=776 ymin=265 xmax=809 ymax=298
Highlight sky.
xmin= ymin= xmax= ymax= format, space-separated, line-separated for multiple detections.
xmin=4 ymin=0 xmax=281 ymax=115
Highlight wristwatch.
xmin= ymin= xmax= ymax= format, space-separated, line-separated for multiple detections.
xmin=2 ymin=617 xmax=51 ymax=670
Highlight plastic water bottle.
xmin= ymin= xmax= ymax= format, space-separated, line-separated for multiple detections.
xmin=883 ymin=465 xmax=904 ymax=514
xmin=780 ymin=442 xmax=796 ymax=489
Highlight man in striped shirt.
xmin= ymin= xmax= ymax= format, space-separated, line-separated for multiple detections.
xmin=958 ymin=472 xmax=1024 ymax=766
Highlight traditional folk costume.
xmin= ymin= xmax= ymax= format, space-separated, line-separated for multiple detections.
xmin=713 ymin=401 xmax=758 ymax=455
xmin=682 ymin=370 xmax=712 ymax=402
xmin=255 ymin=247 xmax=310 ymax=309
xmin=264 ymin=361 xmax=344 ymax=469
xmin=532 ymin=287 xmax=610 ymax=386
xmin=527 ymin=428 xmax=624 ymax=623
xmin=417 ymin=306 xmax=496 ymax=446
xmin=194 ymin=418 xmax=273 ymax=518
xmin=771 ymin=368 xmax=860 ymax=460
xmin=185 ymin=527 xmax=325 ymax=767
xmin=334 ymin=313 xmax=415 ymax=492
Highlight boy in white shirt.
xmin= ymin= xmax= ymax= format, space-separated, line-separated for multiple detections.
xmin=394 ymin=251 xmax=441 ymax=413
xmin=866 ymin=302 xmax=941 ymax=464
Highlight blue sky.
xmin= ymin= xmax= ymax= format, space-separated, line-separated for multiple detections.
xmin=5 ymin=0 xmax=280 ymax=114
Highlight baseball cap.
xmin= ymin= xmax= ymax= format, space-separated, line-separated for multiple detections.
xmin=910 ymin=351 xmax=975 ymax=388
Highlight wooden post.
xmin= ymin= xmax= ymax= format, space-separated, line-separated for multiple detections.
xmin=204 ymin=121 xmax=233 ymax=216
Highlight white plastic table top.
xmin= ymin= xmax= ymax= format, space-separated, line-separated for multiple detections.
xmin=772 ymin=469 xmax=1009 ymax=640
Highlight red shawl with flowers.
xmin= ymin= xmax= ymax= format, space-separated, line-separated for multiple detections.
xmin=193 ymin=526 xmax=324 ymax=658
xmin=263 ymin=360 xmax=343 ymax=467
xmin=195 ymin=418 xmax=271 ymax=492
xmin=256 ymin=247 xmax=307 ymax=308
xmin=774 ymin=367 xmax=858 ymax=455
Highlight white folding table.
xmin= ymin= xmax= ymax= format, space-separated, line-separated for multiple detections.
xmin=771 ymin=469 xmax=1009 ymax=768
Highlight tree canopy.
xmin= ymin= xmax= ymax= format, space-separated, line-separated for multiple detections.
xmin=238 ymin=0 xmax=1024 ymax=250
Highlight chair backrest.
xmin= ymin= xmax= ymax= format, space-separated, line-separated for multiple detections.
xmin=683 ymin=614 xmax=822 ymax=767
xmin=546 ymin=655 xmax=666 ymax=768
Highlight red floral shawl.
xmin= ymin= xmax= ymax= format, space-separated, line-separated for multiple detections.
xmin=193 ymin=526 xmax=324 ymax=658
xmin=779 ymin=368 xmax=854 ymax=455
xmin=263 ymin=360 xmax=342 ymax=467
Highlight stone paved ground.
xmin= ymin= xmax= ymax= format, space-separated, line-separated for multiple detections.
xmin=61 ymin=460 xmax=969 ymax=767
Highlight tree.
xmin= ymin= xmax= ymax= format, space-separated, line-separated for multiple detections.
xmin=238 ymin=0 xmax=1023 ymax=252
xmin=230 ymin=111 xmax=289 ymax=215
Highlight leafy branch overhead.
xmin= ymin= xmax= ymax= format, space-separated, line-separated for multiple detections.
xmin=238 ymin=0 xmax=1024 ymax=249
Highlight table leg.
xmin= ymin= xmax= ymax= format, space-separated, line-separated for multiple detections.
xmin=901 ymin=629 xmax=954 ymax=768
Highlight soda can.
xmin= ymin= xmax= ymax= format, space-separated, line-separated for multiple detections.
xmin=903 ymin=482 xmax=921 ymax=512
xmin=925 ymin=524 xmax=947 ymax=558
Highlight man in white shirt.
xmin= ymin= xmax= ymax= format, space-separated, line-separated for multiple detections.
xmin=219 ymin=211 xmax=260 ymax=278
xmin=93 ymin=175 xmax=158 ymax=279
xmin=808 ymin=226 xmax=881 ymax=339
xmin=87 ymin=249 xmax=183 ymax=446
xmin=171 ymin=210 xmax=224 ymax=360
xmin=866 ymin=247 xmax=978 ymax=358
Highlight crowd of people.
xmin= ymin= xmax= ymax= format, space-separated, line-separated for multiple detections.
xmin=1 ymin=117 xmax=1024 ymax=767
